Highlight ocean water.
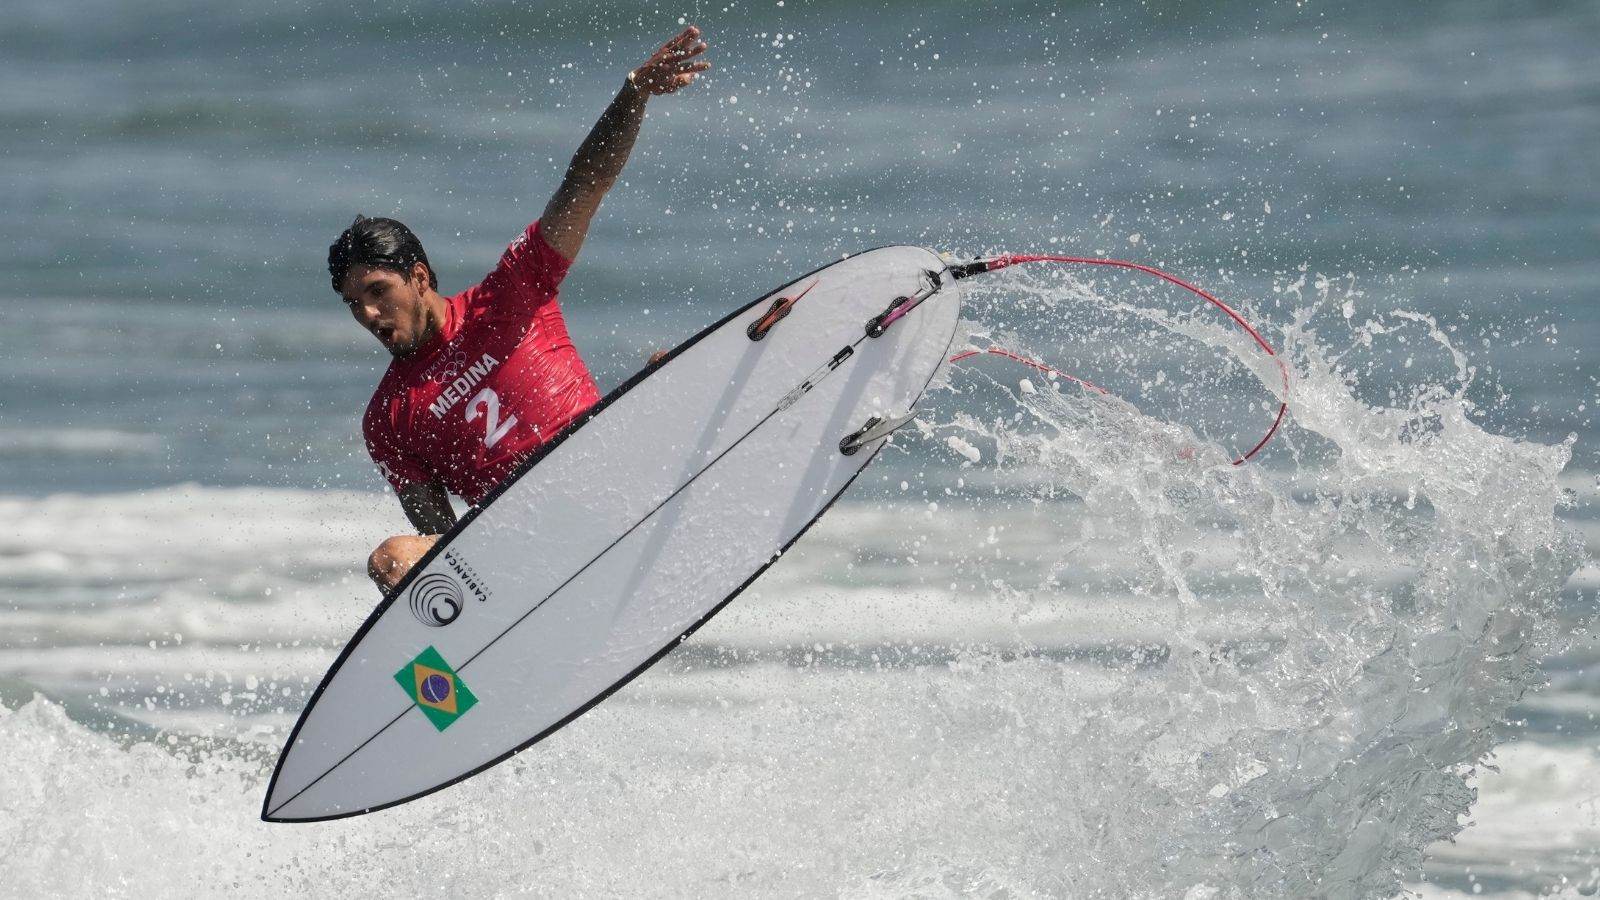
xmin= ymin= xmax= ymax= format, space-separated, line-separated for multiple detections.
xmin=2 ymin=0 xmax=1597 ymax=896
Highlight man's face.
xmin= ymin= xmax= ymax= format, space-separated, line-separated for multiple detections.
xmin=340 ymin=263 xmax=432 ymax=357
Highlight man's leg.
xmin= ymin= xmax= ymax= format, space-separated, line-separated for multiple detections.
xmin=368 ymin=534 xmax=441 ymax=592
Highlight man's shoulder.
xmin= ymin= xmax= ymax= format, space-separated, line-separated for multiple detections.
xmin=477 ymin=220 xmax=570 ymax=300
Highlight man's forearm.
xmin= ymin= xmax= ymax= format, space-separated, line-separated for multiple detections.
xmin=565 ymin=81 xmax=647 ymax=193
xmin=399 ymin=481 xmax=456 ymax=534
xmin=540 ymin=81 xmax=647 ymax=258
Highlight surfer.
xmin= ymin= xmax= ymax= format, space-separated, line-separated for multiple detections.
xmin=327 ymin=26 xmax=711 ymax=592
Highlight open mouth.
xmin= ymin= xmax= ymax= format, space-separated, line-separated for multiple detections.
xmin=376 ymin=326 xmax=396 ymax=346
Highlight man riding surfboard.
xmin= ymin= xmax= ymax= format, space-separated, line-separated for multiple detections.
xmin=326 ymin=27 xmax=710 ymax=592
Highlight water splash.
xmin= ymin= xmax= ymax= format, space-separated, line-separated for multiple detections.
xmin=931 ymin=270 xmax=1586 ymax=896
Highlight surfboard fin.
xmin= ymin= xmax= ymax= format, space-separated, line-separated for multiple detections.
xmin=748 ymin=280 xmax=818 ymax=341
xmin=839 ymin=410 xmax=919 ymax=455
xmin=865 ymin=270 xmax=945 ymax=338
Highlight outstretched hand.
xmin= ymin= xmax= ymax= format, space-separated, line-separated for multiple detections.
xmin=628 ymin=26 xmax=711 ymax=95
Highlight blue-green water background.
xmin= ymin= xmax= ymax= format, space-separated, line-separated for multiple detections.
xmin=2 ymin=0 xmax=1594 ymax=494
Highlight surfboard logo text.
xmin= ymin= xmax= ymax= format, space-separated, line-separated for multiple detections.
xmin=408 ymin=573 xmax=464 ymax=627
xmin=428 ymin=352 xmax=502 ymax=419
xmin=444 ymin=549 xmax=491 ymax=605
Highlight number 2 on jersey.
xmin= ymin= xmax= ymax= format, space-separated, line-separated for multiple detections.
xmin=467 ymin=388 xmax=518 ymax=449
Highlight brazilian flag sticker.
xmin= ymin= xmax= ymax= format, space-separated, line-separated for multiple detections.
xmin=395 ymin=645 xmax=478 ymax=732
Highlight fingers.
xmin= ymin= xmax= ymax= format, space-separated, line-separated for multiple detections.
xmin=671 ymin=61 xmax=711 ymax=91
xmin=657 ymin=42 xmax=707 ymax=66
xmin=657 ymin=26 xmax=697 ymax=57
xmin=657 ymin=25 xmax=707 ymax=61
xmin=634 ymin=25 xmax=709 ymax=94
xmin=657 ymin=52 xmax=708 ymax=76
xmin=665 ymin=25 xmax=701 ymax=50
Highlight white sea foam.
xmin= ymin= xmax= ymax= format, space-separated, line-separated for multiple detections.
xmin=1409 ymin=741 xmax=1600 ymax=898
xmin=0 ymin=426 xmax=163 ymax=457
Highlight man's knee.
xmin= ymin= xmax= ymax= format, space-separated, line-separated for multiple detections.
xmin=368 ymin=537 xmax=402 ymax=587
xmin=367 ymin=534 xmax=439 ymax=591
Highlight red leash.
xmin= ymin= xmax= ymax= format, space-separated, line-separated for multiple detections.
xmin=946 ymin=255 xmax=1289 ymax=465
xmin=947 ymin=346 xmax=1109 ymax=396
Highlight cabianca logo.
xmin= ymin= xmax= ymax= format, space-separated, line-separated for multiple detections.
xmin=408 ymin=573 xmax=464 ymax=627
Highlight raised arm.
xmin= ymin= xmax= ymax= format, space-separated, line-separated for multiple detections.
xmin=539 ymin=26 xmax=710 ymax=261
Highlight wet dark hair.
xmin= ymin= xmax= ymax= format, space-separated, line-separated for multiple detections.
xmin=328 ymin=214 xmax=438 ymax=294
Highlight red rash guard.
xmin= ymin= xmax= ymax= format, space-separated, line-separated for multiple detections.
xmin=363 ymin=221 xmax=602 ymax=507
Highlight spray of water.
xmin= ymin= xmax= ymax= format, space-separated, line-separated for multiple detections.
xmin=928 ymin=270 xmax=1585 ymax=896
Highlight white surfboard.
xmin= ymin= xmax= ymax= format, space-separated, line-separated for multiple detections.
xmin=262 ymin=246 xmax=961 ymax=822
